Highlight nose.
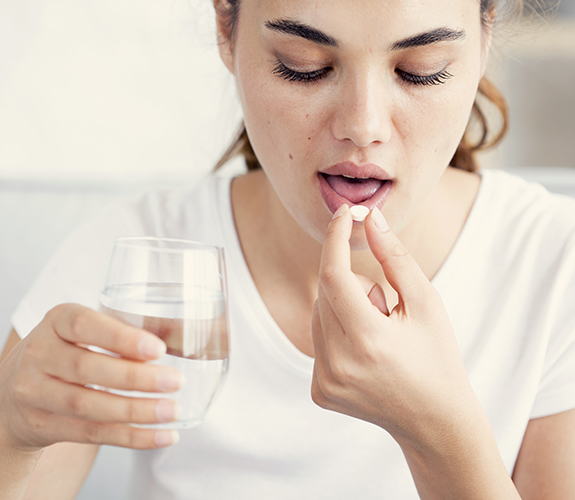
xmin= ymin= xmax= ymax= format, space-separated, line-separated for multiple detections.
xmin=331 ymin=71 xmax=393 ymax=148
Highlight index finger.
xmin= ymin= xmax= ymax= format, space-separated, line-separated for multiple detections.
xmin=365 ymin=209 xmax=434 ymax=308
xmin=319 ymin=206 xmax=377 ymax=325
xmin=48 ymin=304 xmax=166 ymax=361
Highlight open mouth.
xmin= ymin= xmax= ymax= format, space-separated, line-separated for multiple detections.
xmin=321 ymin=174 xmax=387 ymax=204
xmin=318 ymin=171 xmax=393 ymax=215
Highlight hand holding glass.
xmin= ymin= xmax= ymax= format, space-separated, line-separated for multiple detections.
xmin=99 ymin=237 xmax=229 ymax=429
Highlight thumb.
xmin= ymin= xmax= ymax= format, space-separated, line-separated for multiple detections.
xmin=364 ymin=209 xmax=430 ymax=307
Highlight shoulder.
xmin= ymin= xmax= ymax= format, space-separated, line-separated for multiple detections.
xmin=477 ymin=169 xmax=575 ymax=248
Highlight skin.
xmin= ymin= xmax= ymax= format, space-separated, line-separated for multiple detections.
xmin=0 ymin=0 xmax=574 ymax=497
xmin=227 ymin=0 xmax=485 ymax=246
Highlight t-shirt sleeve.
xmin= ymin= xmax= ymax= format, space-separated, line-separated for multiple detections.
xmin=530 ymin=233 xmax=575 ymax=419
xmin=11 ymin=200 xmax=145 ymax=339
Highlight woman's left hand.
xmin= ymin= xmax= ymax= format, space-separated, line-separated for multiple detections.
xmin=311 ymin=204 xmax=480 ymax=448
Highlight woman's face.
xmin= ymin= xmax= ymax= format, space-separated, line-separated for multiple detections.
xmin=219 ymin=0 xmax=489 ymax=247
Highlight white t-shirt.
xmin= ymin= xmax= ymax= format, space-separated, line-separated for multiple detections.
xmin=12 ymin=169 xmax=575 ymax=499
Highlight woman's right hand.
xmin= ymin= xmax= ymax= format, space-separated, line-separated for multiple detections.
xmin=0 ymin=304 xmax=184 ymax=452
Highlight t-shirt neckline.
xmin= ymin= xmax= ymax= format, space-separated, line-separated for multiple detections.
xmin=430 ymin=169 xmax=493 ymax=292
xmin=216 ymin=170 xmax=494 ymax=371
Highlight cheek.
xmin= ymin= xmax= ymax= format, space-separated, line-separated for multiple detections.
xmin=238 ymin=69 xmax=311 ymax=166
xmin=235 ymin=48 xmax=333 ymax=174
xmin=401 ymin=83 xmax=477 ymax=167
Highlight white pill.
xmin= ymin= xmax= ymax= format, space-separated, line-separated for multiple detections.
xmin=350 ymin=205 xmax=370 ymax=222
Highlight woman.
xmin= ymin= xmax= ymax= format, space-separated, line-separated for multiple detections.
xmin=1 ymin=0 xmax=574 ymax=498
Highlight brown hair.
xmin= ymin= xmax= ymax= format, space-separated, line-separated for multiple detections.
xmin=214 ymin=0 xmax=518 ymax=173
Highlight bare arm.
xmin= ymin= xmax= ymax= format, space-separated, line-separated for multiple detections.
xmin=1 ymin=330 xmax=99 ymax=500
xmin=513 ymin=409 xmax=575 ymax=499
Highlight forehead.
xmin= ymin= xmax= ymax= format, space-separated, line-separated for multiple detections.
xmin=250 ymin=0 xmax=481 ymax=47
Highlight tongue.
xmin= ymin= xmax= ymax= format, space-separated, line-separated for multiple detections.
xmin=324 ymin=175 xmax=384 ymax=203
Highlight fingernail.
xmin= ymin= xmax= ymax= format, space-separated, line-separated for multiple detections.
xmin=157 ymin=369 xmax=185 ymax=392
xmin=155 ymin=399 xmax=182 ymax=423
xmin=370 ymin=209 xmax=389 ymax=232
xmin=155 ymin=429 xmax=180 ymax=447
xmin=333 ymin=204 xmax=349 ymax=219
xmin=139 ymin=335 xmax=166 ymax=359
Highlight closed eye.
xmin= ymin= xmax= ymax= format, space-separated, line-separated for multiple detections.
xmin=272 ymin=61 xmax=331 ymax=84
xmin=396 ymin=68 xmax=453 ymax=86
xmin=272 ymin=60 xmax=453 ymax=87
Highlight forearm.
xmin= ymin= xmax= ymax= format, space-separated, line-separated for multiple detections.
xmin=397 ymin=404 xmax=521 ymax=500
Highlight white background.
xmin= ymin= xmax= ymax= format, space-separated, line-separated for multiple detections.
xmin=0 ymin=0 xmax=241 ymax=184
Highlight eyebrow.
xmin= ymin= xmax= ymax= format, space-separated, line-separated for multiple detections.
xmin=264 ymin=19 xmax=339 ymax=48
xmin=264 ymin=19 xmax=465 ymax=52
xmin=390 ymin=27 xmax=466 ymax=51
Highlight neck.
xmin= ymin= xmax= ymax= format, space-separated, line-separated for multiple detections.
xmin=231 ymin=166 xmax=480 ymax=309
xmin=231 ymin=170 xmax=323 ymax=303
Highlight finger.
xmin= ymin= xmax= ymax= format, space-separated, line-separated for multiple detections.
xmin=310 ymin=299 xmax=325 ymax=362
xmin=367 ymin=282 xmax=389 ymax=315
xmin=29 ymin=410 xmax=179 ymax=449
xmin=33 ymin=375 xmax=181 ymax=424
xmin=48 ymin=304 xmax=166 ymax=361
xmin=319 ymin=205 xmax=377 ymax=326
xmin=365 ymin=209 xmax=431 ymax=307
xmin=44 ymin=339 xmax=184 ymax=393
xmin=314 ymin=284 xmax=346 ymax=362
xmin=356 ymin=275 xmax=389 ymax=315
xmin=310 ymin=296 xmax=337 ymax=412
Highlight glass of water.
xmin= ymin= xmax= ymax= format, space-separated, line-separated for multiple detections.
xmin=99 ymin=237 xmax=229 ymax=429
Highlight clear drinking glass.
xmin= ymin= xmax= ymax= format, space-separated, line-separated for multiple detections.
xmin=98 ymin=237 xmax=229 ymax=429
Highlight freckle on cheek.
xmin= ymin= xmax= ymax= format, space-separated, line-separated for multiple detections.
xmin=289 ymin=154 xmax=293 ymax=160
xmin=308 ymin=137 xmax=311 ymax=140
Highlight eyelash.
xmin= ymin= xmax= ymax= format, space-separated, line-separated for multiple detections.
xmin=272 ymin=61 xmax=329 ymax=84
xmin=396 ymin=68 xmax=453 ymax=86
xmin=272 ymin=60 xmax=453 ymax=87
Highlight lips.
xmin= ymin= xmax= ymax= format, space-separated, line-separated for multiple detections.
xmin=318 ymin=162 xmax=393 ymax=215
xmin=322 ymin=175 xmax=384 ymax=204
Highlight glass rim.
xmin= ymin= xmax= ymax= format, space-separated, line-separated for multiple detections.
xmin=113 ymin=236 xmax=224 ymax=254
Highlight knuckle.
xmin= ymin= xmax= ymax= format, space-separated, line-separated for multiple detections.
xmin=44 ymin=304 xmax=66 ymax=324
xmin=68 ymin=392 xmax=90 ymax=418
xmin=70 ymin=310 xmax=92 ymax=340
xmin=390 ymin=243 xmax=410 ymax=260
xmin=123 ymin=400 xmax=140 ymax=424
xmin=83 ymin=422 xmax=104 ymax=444
xmin=320 ymin=264 xmax=342 ymax=289
xmin=329 ymin=360 xmax=352 ymax=386
xmin=124 ymin=427 xmax=149 ymax=449
xmin=72 ymin=351 xmax=91 ymax=381
xmin=122 ymin=364 xmax=140 ymax=390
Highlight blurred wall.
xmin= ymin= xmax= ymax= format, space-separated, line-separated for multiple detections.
xmin=482 ymin=3 xmax=575 ymax=169
xmin=0 ymin=0 xmax=241 ymax=184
